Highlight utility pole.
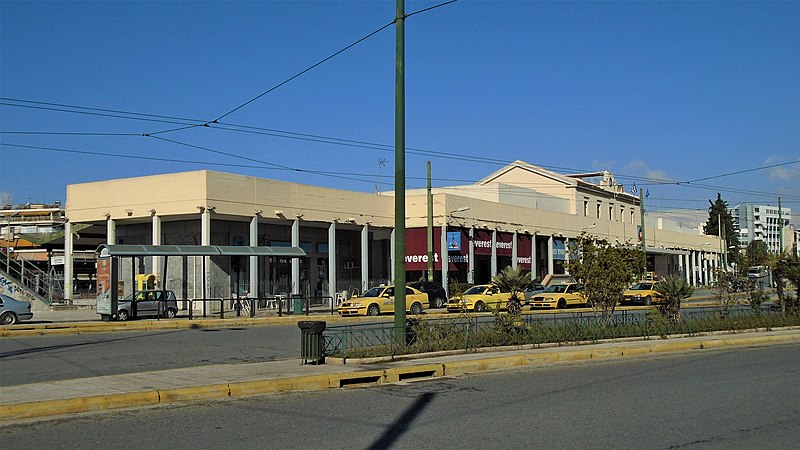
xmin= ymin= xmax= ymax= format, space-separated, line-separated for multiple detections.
xmin=778 ymin=196 xmax=783 ymax=255
xmin=718 ymin=213 xmax=725 ymax=271
xmin=427 ymin=161 xmax=434 ymax=282
xmin=393 ymin=0 xmax=406 ymax=343
xmin=640 ymin=189 xmax=646 ymax=276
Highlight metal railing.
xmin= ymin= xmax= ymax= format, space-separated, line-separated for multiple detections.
xmin=323 ymin=305 xmax=797 ymax=359
xmin=1 ymin=257 xmax=53 ymax=304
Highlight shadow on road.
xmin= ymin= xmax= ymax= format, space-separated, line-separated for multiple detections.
xmin=367 ymin=392 xmax=436 ymax=450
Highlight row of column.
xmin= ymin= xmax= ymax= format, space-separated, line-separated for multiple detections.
xmin=678 ymin=249 xmax=721 ymax=287
xmin=62 ymin=213 xmax=721 ymax=301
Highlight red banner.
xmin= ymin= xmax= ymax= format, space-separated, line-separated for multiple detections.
xmin=496 ymin=232 xmax=514 ymax=257
xmin=516 ymin=234 xmax=532 ymax=270
xmin=473 ymin=229 xmax=492 ymax=255
xmin=405 ymin=227 xmax=469 ymax=271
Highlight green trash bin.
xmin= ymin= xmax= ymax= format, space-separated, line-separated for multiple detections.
xmin=298 ymin=320 xmax=326 ymax=364
xmin=292 ymin=294 xmax=304 ymax=315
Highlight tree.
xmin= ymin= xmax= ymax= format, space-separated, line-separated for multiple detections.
xmin=491 ymin=265 xmax=533 ymax=316
xmin=772 ymin=253 xmax=800 ymax=315
xmin=567 ymin=233 xmax=644 ymax=321
xmin=745 ymin=240 xmax=770 ymax=268
xmin=655 ymin=276 xmax=694 ymax=324
xmin=703 ymin=193 xmax=740 ymax=266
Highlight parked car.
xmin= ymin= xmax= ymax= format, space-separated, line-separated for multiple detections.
xmin=408 ymin=281 xmax=447 ymax=309
xmin=621 ymin=282 xmax=663 ymax=306
xmin=116 ymin=290 xmax=179 ymax=321
xmin=523 ymin=283 xmax=546 ymax=304
xmin=338 ymin=285 xmax=429 ymax=316
xmin=446 ymin=284 xmax=512 ymax=313
xmin=529 ymin=283 xmax=587 ymax=309
xmin=0 ymin=294 xmax=33 ymax=325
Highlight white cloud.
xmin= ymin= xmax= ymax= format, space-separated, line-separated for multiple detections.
xmin=0 ymin=191 xmax=11 ymax=206
xmin=623 ymin=160 xmax=673 ymax=183
xmin=764 ymin=155 xmax=800 ymax=182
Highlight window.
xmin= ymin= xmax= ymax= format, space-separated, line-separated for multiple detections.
xmin=596 ymin=203 xmax=601 ymax=219
xmin=630 ymin=210 xmax=635 ymax=224
xmin=609 ymin=205 xmax=614 ymax=221
xmin=583 ymin=200 xmax=589 ymax=217
xmin=620 ymin=206 xmax=625 ymax=222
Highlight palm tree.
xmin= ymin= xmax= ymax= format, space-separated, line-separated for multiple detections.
xmin=491 ymin=266 xmax=534 ymax=316
xmin=777 ymin=254 xmax=800 ymax=313
xmin=655 ymin=275 xmax=694 ymax=324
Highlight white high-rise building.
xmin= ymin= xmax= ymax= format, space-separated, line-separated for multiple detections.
xmin=732 ymin=204 xmax=792 ymax=254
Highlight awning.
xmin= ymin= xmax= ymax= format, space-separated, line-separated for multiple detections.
xmin=16 ymin=223 xmax=93 ymax=245
xmin=96 ymin=244 xmax=306 ymax=258
xmin=646 ymin=247 xmax=689 ymax=256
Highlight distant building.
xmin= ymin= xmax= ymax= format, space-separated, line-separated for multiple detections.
xmin=1 ymin=202 xmax=99 ymax=303
xmin=732 ymin=204 xmax=792 ymax=254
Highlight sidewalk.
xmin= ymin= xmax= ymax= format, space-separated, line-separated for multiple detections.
xmin=2 ymin=327 xmax=799 ymax=422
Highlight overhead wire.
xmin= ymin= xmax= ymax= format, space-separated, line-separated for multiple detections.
xmin=5 ymin=97 xmax=794 ymax=199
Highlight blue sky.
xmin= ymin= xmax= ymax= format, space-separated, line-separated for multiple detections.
xmin=1 ymin=0 xmax=798 ymax=223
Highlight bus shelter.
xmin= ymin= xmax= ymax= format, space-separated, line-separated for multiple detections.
xmin=95 ymin=244 xmax=305 ymax=321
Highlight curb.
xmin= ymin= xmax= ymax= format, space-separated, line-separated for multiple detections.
xmin=0 ymin=314 xmax=393 ymax=337
xmin=0 ymin=301 xmax=736 ymax=337
xmin=2 ymin=329 xmax=799 ymax=422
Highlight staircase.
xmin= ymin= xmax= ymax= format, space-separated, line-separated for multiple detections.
xmin=0 ymin=258 xmax=55 ymax=311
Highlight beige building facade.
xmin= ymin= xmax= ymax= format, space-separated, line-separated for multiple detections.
xmin=63 ymin=162 xmax=724 ymax=305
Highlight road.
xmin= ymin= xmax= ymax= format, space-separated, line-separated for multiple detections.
xmin=3 ymin=343 xmax=798 ymax=449
xmin=2 ymin=302 xmax=760 ymax=386
xmin=0 ymin=325 xmax=301 ymax=386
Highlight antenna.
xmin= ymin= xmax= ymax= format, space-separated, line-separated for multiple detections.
xmin=378 ymin=158 xmax=386 ymax=195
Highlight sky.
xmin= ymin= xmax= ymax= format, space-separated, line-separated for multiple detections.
xmin=1 ymin=0 xmax=799 ymax=225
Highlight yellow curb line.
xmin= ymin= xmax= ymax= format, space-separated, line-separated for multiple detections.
xmin=2 ymin=331 xmax=799 ymax=422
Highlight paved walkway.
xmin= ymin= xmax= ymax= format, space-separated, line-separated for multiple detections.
xmin=2 ymin=327 xmax=798 ymax=422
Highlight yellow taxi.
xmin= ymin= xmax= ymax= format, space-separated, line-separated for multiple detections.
xmin=529 ymin=283 xmax=587 ymax=309
xmin=337 ymin=285 xmax=429 ymax=316
xmin=621 ymin=281 xmax=663 ymax=306
xmin=446 ymin=284 xmax=512 ymax=313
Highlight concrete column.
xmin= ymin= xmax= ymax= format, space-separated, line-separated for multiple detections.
xmin=328 ymin=222 xmax=337 ymax=302
xmin=699 ymin=252 xmax=706 ymax=286
xmin=564 ymin=237 xmax=570 ymax=274
xmin=491 ymin=230 xmax=497 ymax=276
xmin=64 ymin=221 xmax=73 ymax=303
xmin=201 ymin=209 xmax=211 ymax=299
xmin=547 ymin=235 xmax=554 ymax=276
xmin=441 ymin=224 xmax=448 ymax=294
xmin=106 ymin=217 xmax=115 ymax=245
xmin=390 ymin=228 xmax=395 ymax=284
xmin=683 ymin=253 xmax=690 ymax=285
xmin=292 ymin=219 xmax=300 ymax=295
xmin=531 ymin=233 xmax=537 ymax=280
xmin=512 ymin=231 xmax=518 ymax=270
xmin=151 ymin=213 xmax=161 ymax=277
xmin=467 ymin=227 xmax=475 ymax=284
xmin=249 ymin=215 xmax=259 ymax=298
xmin=361 ymin=224 xmax=369 ymax=293
xmin=689 ymin=250 xmax=696 ymax=286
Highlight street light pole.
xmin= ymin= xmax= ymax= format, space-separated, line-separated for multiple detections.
xmin=442 ymin=207 xmax=469 ymax=297
xmin=393 ymin=0 xmax=407 ymax=343
xmin=427 ymin=161 xmax=433 ymax=282
xmin=640 ymin=189 xmax=647 ymax=276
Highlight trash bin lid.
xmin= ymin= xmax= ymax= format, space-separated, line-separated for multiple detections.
xmin=297 ymin=320 xmax=326 ymax=333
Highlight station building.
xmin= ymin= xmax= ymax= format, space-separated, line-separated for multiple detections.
xmin=62 ymin=161 xmax=723 ymax=307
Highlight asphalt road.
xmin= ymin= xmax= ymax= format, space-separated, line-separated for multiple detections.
xmin=0 ymin=325 xmax=301 ymax=386
xmin=1 ymin=302 xmax=762 ymax=387
xmin=3 ymin=343 xmax=798 ymax=449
